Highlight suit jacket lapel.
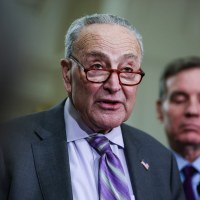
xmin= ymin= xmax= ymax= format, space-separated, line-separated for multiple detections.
xmin=122 ymin=125 xmax=154 ymax=200
xmin=31 ymin=101 xmax=73 ymax=200
xmin=32 ymin=135 xmax=73 ymax=200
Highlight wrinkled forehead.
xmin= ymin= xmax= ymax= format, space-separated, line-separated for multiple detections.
xmin=73 ymin=24 xmax=141 ymax=60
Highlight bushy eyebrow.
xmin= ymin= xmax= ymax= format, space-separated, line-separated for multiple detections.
xmin=170 ymin=91 xmax=188 ymax=96
xmin=85 ymin=51 xmax=107 ymax=60
xmin=169 ymin=91 xmax=188 ymax=100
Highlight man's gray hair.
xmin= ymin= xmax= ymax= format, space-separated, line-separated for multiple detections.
xmin=64 ymin=13 xmax=144 ymax=60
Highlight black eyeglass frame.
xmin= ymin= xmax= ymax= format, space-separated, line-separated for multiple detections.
xmin=69 ymin=54 xmax=145 ymax=86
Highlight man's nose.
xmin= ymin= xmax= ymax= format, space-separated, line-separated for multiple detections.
xmin=103 ymin=71 xmax=121 ymax=93
xmin=185 ymin=98 xmax=200 ymax=117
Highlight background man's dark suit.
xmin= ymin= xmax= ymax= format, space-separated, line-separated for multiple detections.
xmin=0 ymin=101 xmax=185 ymax=200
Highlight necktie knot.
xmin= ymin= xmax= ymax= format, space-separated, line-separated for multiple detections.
xmin=86 ymin=135 xmax=112 ymax=156
xmin=182 ymin=165 xmax=197 ymax=179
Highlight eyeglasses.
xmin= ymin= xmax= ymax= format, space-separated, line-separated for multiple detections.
xmin=69 ymin=55 xmax=145 ymax=86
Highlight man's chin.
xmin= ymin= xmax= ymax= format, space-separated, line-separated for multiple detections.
xmin=94 ymin=121 xmax=123 ymax=133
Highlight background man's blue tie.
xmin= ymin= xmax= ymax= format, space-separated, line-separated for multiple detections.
xmin=182 ymin=165 xmax=197 ymax=200
xmin=87 ymin=135 xmax=131 ymax=200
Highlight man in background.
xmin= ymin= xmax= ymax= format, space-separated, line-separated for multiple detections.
xmin=0 ymin=13 xmax=185 ymax=200
xmin=156 ymin=56 xmax=200 ymax=200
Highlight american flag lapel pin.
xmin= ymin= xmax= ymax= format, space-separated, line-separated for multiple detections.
xmin=141 ymin=160 xmax=150 ymax=170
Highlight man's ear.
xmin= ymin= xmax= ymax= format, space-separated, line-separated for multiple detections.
xmin=156 ymin=99 xmax=164 ymax=122
xmin=60 ymin=58 xmax=72 ymax=93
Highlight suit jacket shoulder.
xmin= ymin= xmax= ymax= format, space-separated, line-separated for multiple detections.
xmin=121 ymin=123 xmax=168 ymax=153
xmin=0 ymin=100 xmax=73 ymax=200
xmin=121 ymin=123 xmax=185 ymax=200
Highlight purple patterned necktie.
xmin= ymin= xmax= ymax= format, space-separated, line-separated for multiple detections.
xmin=87 ymin=135 xmax=131 ymax=200
xmin=182 ymin=165 xmax=197 ymax=200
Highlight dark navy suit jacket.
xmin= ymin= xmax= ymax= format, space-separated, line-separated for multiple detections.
xmin=0 ymin=100 xmax=185 ymax=200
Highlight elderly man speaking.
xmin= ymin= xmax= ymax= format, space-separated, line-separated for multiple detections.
xmin=0 ymin=14 xmax=185 ymax=200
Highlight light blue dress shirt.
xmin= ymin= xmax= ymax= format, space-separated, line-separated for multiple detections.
xmin=173 ymin=151 xmax=200 ymax=200
xmin=64 ymin=99 xmax=135 ymax=200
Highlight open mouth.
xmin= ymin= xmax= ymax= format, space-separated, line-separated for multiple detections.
xmin=97 ymin=100 xmax=122 ymax=110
